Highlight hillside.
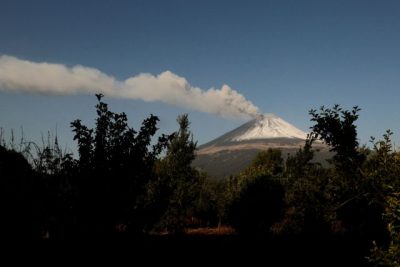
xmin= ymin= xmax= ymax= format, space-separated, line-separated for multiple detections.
xmin=193 ymin=114 xmax=331 ymax=179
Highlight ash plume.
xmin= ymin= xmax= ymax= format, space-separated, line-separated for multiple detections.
xmin=0 ymin=55 xmax=261 ymax=119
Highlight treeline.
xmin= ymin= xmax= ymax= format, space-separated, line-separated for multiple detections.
xmin=222 ymin=105 xmax=400 ymax=266
xmin=0 ymin=96 xmax=399 ymax=265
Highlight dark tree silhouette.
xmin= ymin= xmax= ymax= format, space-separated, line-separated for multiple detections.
xmin=309 ymin=105 xmax=365 ymax=175
xmin=70 ymin=95 xmax=170 ymax=238
xmin=308 ymin=105 xmax=387 ymax=243
xmin=226 ymin=149 xmax=285 ymax=236
xmin=0 ymin=145 xmax=34 ymax=240
xmin=228 ymin=175 xmax=284 ymax=236
xmin=156 ymin=114 xmax=200 ymax=234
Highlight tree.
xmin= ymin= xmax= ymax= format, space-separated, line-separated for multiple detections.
xmin=369 ymin=192 xmax=400 ymax=267
xmin=276 ymin=135 xmax=332 ymax=235
xmin=367 ymin=132 xmax=400 ymax=265
xmin=157 ymin=114 xmax=199 ymax=234
xmin=0 ymin=145 xmax=35 ymax=240
xmin=285 ymin=135 xmax=316 ymax=179
xmin=70 ymin=94 xmax=169 ymax=237
xmin=226 ymin=149 xmax=285 ymax=236
xmin=227 ymin=174 xmax=285 ymax=236
xmin=366 ymin=131 xmax=400 ymax=197
xmin=234 ymin=148 xmax=284 ymax=186
xmin=308 ymin=105 xmax=388 ymax=242
xmin=250 ymin=148 xmax=284 ymax=176
xmin=309 ymin=105 xmax=365 ymax=176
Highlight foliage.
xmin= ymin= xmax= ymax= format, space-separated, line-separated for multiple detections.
xmin=224 ymin=149 xmax=285 ymax=205
xmin=309 ymin=105 xmax=365 ymax=175
xmin=279 ymin=106 xmax=395 ymax=246
xmin=2 ymin=96 xmax=400 ymax=267
xmin=309 ymin=105 xmax=369 ymax=234
xmin=370 ymin=192 xmax=400 ymax=267
xmin=285 ymin=135 xmax=316 ymax=179
xmin=155 ymin=114 xmax=200 ymax=234
xmin=228 ymin=175 xmax=285 ymax=236
xmin=250 ymin=148 xmax=284 ymax=176
xmin=69 ymin=94 xmax=170 ymax=236
xmin=307 ymin=106 xmax=400 ymax=267
xmin=226 ymin=149 xmax=285 ymax=235
xmin=367 ymin=133 xmax=400 ymax=266
xmin=191 ymin=174 xmax=221 ymax=227
xmin=276 ymin=136 xmax=332 ymax=235
xmin=0 ymin=145 xmax=35 ymax=240
xmin=366 ymin=131 xmax=400 ymax=196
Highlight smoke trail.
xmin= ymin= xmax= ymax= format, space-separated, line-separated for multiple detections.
xmin=0 ymin=55 xmax=261 ymax=119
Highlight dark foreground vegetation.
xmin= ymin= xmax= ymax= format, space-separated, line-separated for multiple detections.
xmin=1 ymin=96 xmax=399 ymax=265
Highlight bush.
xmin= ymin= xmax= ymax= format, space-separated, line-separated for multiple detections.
xmin=227 ymin=175 xmax=284 ymax=236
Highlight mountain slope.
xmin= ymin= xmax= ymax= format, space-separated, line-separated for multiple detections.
xmin=193 ymin=114 xmax=329 ymax=179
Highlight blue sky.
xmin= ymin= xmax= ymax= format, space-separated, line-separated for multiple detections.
xmin=1 ymin=0 xmax=400 ymax=152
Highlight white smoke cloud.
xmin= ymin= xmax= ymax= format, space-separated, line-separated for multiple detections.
xmin=0 ymin=55 xmax=261 ymax=119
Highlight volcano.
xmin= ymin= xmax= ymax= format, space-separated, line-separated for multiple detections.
xmin=193 ymin=114 xmax=328 ymax=179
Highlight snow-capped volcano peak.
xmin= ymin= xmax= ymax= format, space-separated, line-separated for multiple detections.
xmin=195 ymin=114 xmax=327 ymax=179
xmin=232 ymin=113 xmax=307 ymax=141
